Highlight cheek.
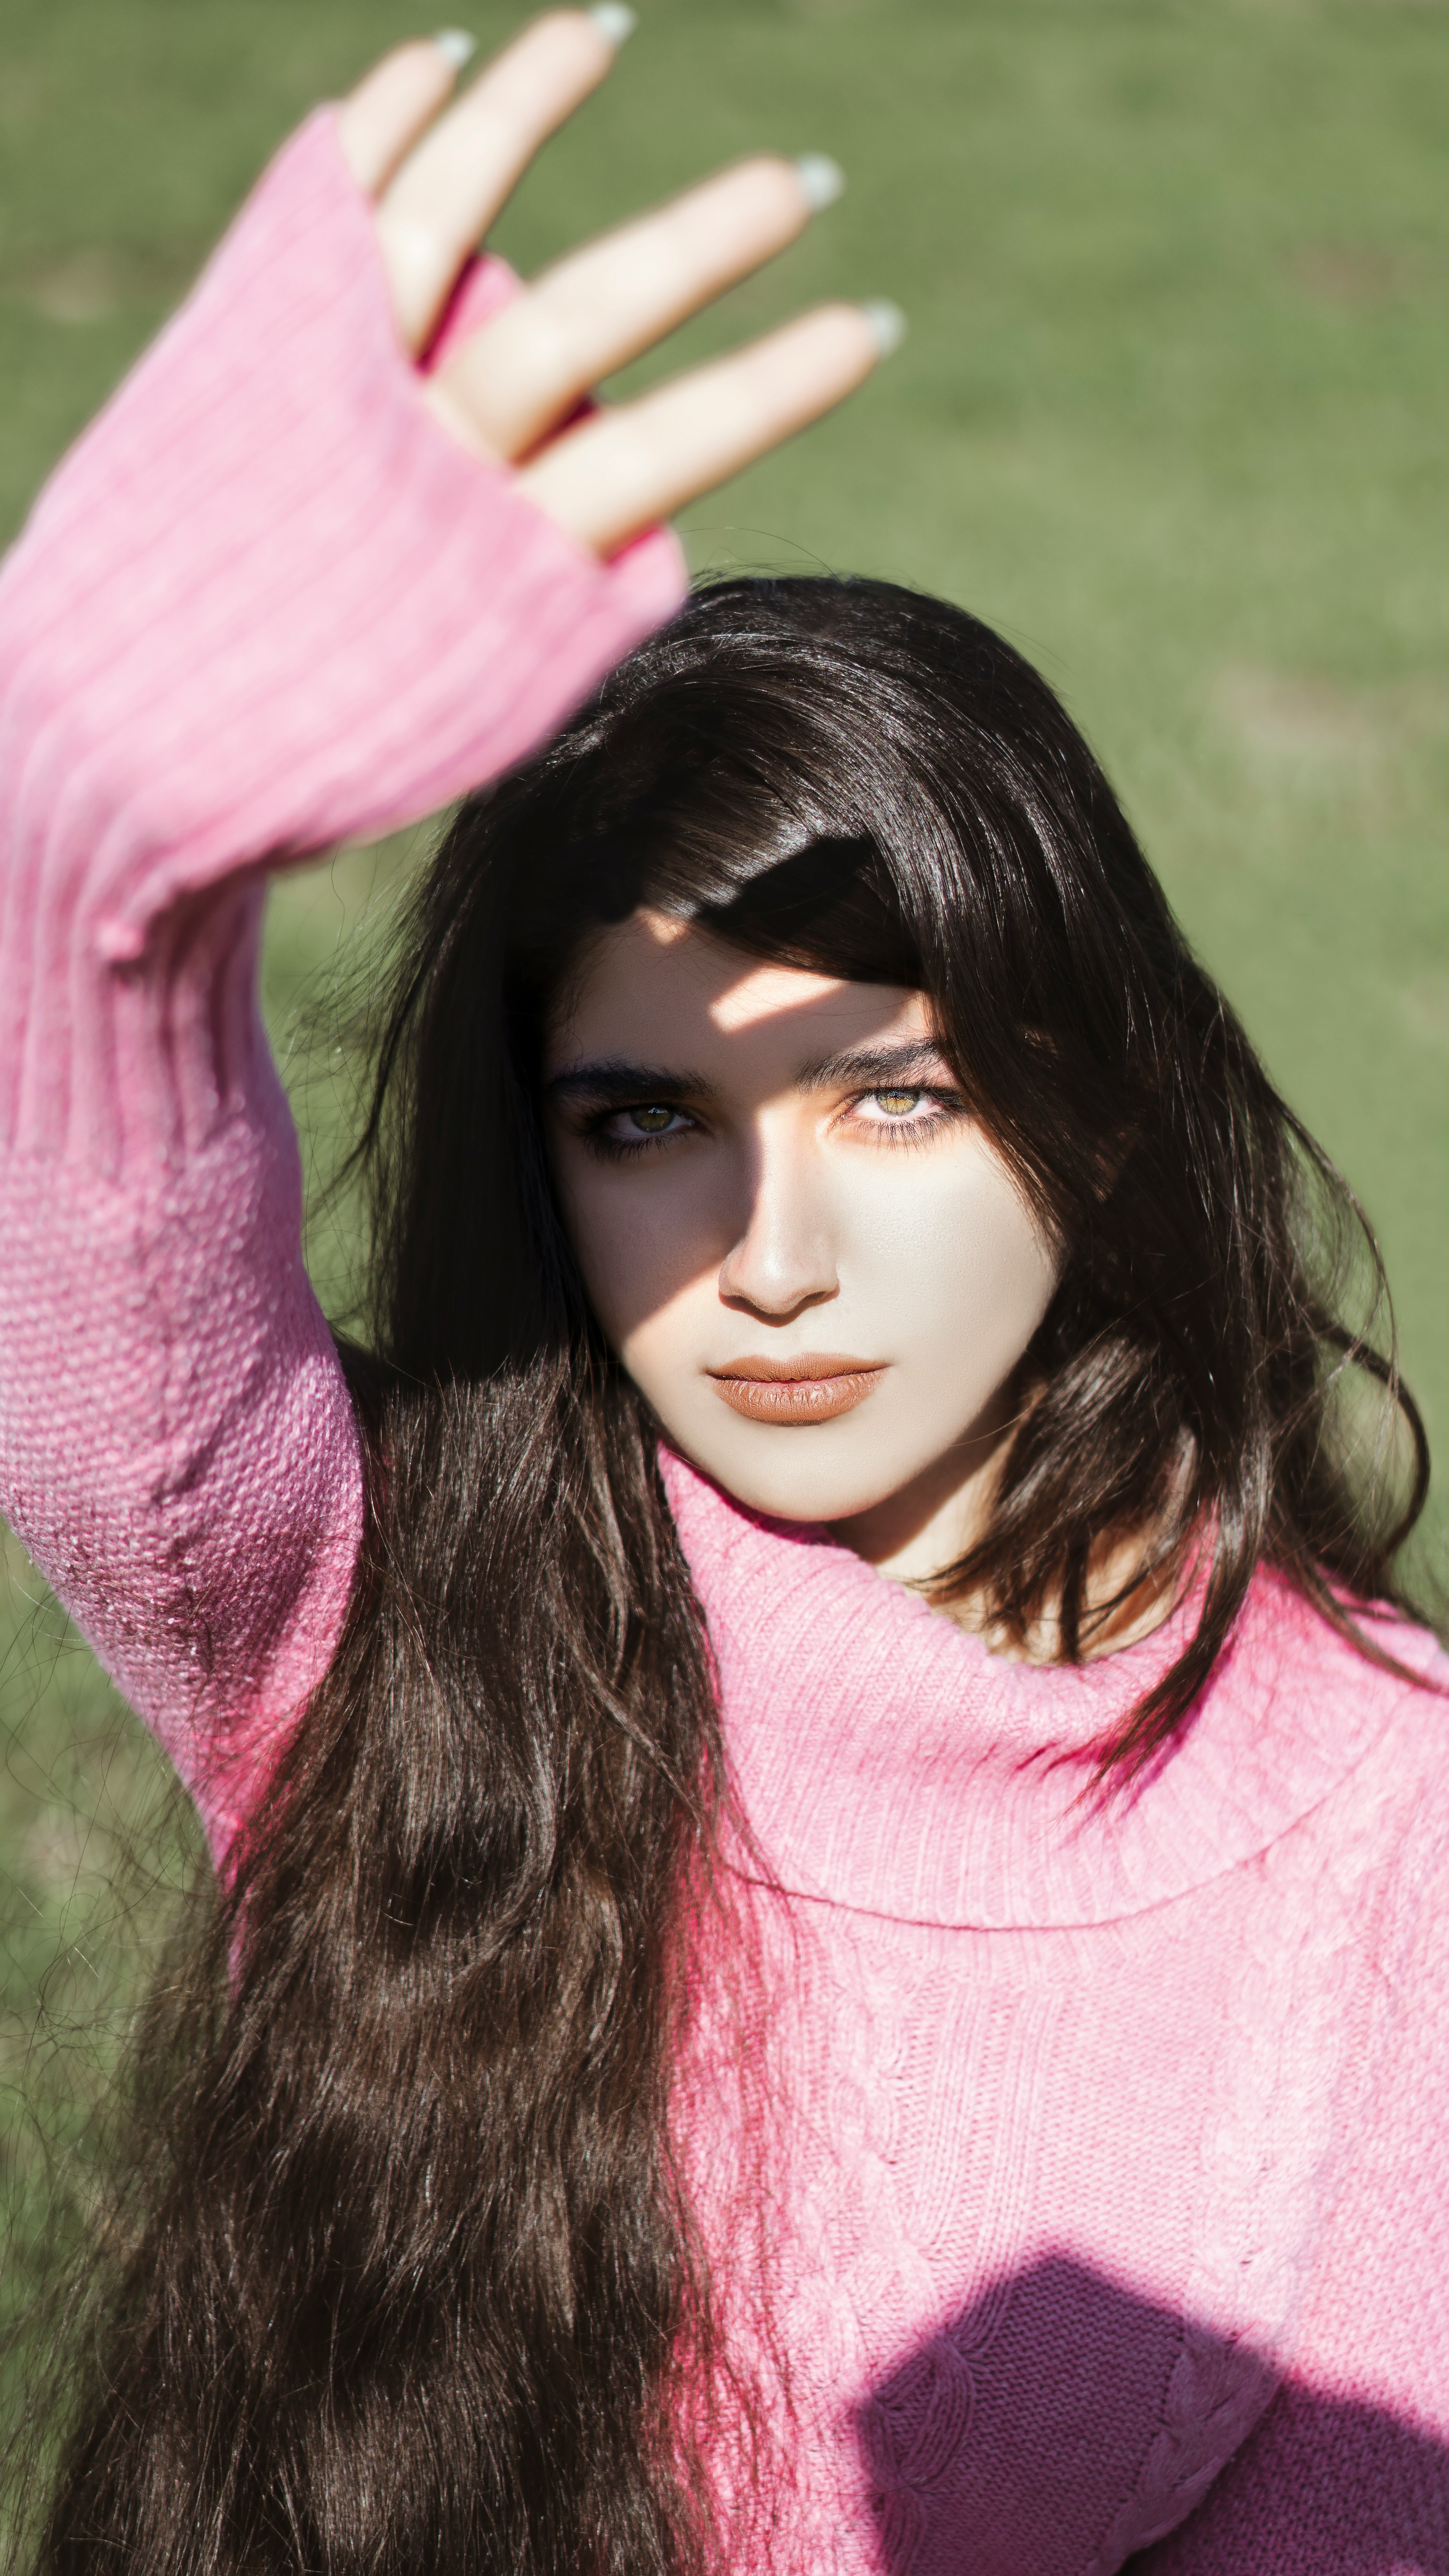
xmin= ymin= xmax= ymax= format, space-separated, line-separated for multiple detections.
xmin=848 ymin=1151 xmax=1060 ymax=1380
xmin=553 ymin=1159 xmax=725 ymax=1352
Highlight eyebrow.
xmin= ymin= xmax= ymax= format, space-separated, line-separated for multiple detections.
xmin=545 ymin=1041 xmax=955 ymax=1108
xmin=794 ymin=1040 xmax=955 ymax=1092
xmin=545 ymin=1057 xmax=717 ymax=1107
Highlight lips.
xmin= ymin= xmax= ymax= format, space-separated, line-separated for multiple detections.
xmin=707 ymin=1355 xmax=885 ymax=1425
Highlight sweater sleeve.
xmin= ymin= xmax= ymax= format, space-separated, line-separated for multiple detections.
xmin=0 ymin=107 xmax=686 ymax=1859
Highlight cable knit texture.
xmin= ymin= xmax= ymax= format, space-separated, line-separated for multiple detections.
xmin=2 ymin=104 xmax=1449 ymax=2573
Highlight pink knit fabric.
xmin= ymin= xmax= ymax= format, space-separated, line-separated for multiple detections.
xmin=3 ymin=105 xmax=1449 ymax=2572
xmin=0 ymin=108 xmax=684 ymax=1844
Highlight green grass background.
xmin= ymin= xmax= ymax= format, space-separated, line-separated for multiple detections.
xmin=2 ymin=0 xmax=1448 ymax=2503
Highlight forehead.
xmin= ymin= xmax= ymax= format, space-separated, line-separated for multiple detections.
xmin=546 ymin=908 xmax=933 ymax=1069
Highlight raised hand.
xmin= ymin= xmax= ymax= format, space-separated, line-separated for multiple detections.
xmin=337 ymin=9 xmax=894 ymax=557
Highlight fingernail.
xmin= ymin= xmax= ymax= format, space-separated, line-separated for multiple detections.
xmin=588 ymin=3 xmax=639 ymax=44
xmin=433 ymin=29 xmax=476 ymax=67
xmin=795 ymin=154 xmax=846 ymax=214
xmin=861 ymin=299 xmax=907 ymax=356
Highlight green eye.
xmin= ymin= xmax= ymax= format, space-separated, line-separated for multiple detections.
xmin=627 ymin=1105 xmax=676 ymax=1133
xmin=873 ymin=1089 xmax=922 ymax=1117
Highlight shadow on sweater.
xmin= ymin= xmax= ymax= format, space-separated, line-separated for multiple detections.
xmin=855 ymin=2250 xmax=1446 ymax=2575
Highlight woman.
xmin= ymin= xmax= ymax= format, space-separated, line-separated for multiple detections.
xmin=2 ymin=13 xmax=1446 ymax=2573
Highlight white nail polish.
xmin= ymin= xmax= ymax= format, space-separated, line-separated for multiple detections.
xmin=588 ymin=3 xmax=639 ymax=45
xmin=433 ymin=29 xmax=476 ymax=67
xmin=861 ymin=299 xmax=907 ymax=357
xmin=795 ymin=154 xmax=846 ymax=214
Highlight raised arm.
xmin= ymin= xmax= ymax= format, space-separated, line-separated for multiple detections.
xmin=0 ymin=14 xmax=883 ymax=1856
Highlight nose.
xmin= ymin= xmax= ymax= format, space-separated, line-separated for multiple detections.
xmin=716 ymin=1122 xmax=839 ymax=1320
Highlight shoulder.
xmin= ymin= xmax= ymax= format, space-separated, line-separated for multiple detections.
xmin=1249 ymin=1576 xmax=1449 ymax=1940
xmin=1178 ymin=1568 xmax=1449 ymax=1929
xmin=1227 ymin=1567 xmax=1449 ymax=1778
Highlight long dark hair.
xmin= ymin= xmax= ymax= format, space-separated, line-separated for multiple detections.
xmin=40 ymin=577 xmax=1431 ymax=2573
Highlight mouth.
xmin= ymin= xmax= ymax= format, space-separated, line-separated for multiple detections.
xmin=707 ymin=1354 xmax=886 ymax=1426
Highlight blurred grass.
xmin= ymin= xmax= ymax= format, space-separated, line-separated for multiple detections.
xmin=3 ymin=0 xmax=1449 ymax=2513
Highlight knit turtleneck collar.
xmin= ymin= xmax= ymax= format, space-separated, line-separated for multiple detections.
xmin=659 ymin=1446 xmax=1435 ymax=1932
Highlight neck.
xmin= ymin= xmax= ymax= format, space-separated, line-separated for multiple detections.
xmin=826 ymin=1378 xmax=1021 ymax=1590
xmin=827 ymin=1379 xmax=1178 ymax=1662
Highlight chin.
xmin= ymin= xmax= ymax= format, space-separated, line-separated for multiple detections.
xmin=666 ymin=1415 xmax=912 ymax=1530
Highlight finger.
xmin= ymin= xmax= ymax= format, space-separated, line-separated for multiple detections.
xmin=376 ymin=10 xmax=623 ymax=354
xmin=337 ymin=37 xmax=473 ymax=198
xmin=436 ymin=154 xmax=837 ymax=464
xmin=511 ymin=303 xmax=897 ymax=557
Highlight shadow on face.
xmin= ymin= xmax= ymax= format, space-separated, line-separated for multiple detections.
xmin=543 ymin=911 xmax=1061 ymax=1549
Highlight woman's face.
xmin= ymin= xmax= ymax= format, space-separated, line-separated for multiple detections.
xmin=544 ymin=908 xmax=1061 ymax=1546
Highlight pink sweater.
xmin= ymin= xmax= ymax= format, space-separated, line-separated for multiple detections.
xmin=3 ymin=107 xmax=1449 ymax=2575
